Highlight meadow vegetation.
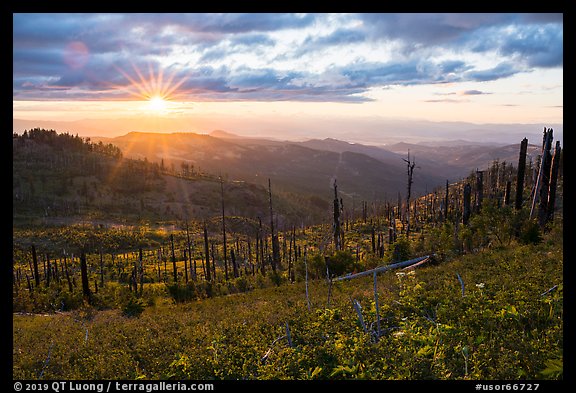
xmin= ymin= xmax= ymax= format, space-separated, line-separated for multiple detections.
xmin=12 ymin=129 xmax=563 ymax=380
xmin=13 ymin=216 xmax=562 ymax=380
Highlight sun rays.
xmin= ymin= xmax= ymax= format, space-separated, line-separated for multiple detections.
xmin=112 ymin=61 xmax=191 ymax=112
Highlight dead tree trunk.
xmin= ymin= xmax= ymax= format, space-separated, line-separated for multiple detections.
xmin=32 ymin=244 xmax=40 ymax=288
xmin=220 ymin=177 xmax=229 ymax=280
xmin=371 ymin=225 xmax=376 ymax=255
xmin=170 ymin=234 xmax=177 ymax=283
xmin=211 ymin=242 xmax=217 ymax=281
xmin=259 ymin=217 xmax=265 ymax=274
xmin=131 ymin=255 xmax=138 ymax=294
xmin=504 ymin=180 xmax=512 ymax=206
xmin=183 ymin=249 xmax=189 ymax=284
xmin=475 ymin=171 xmax=484 ymax=213
xmin=403 ymin=152 xmax=416 ymax=238
xmin=99 ymin=249 xmax=105 ymax=288
xmin=231 ymin=248 xmax=238 ymax=278
xmin=26 ymin=274 xmax=33 ymax=293
xmin=203 ymin=221 xmax=211 ymax=282
xmin=269 ymin=179 xmax=280 ymax=271
xmin=248 ymin=239 xmax=255 ymax=276
xmin=160 ymin=247 xmax=167 ymax=282
xmin=156 ymin=249 xmax=161 ymax=282
xmin=333 ymin=180 xmax=341 ymax=251
xmin=530 ymin=128 xmax=551 ymax=220
xmin=64 ymin=253 xmax=73 ymax=293
xmin=463 ymin=183 xmax=472 ymax=225
xmin=53 ymin=257 xmax=59 ymax=283
xmin=537 ymin=129 xmax=554 ymax=227
xmin=546 ymin=141 xmax=562 ymax=224
xmin=186 ymin=221 xmax=196 ymax=281
xmin=46 ymin=253 xmax=51 ymax=287
xmin=291 ymin=226 xmax=296 ymax=282
xmin=444 ymin=180 xmax=449 ymax=222
xmin=139 ymin=247 xmax=144 ymax=297
xmin=80 ymin=251 xmax=91 ymax=304
xmin=255 ymin=227 xmax=260 ymax=275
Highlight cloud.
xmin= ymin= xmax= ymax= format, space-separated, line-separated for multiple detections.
xmin=459 ymin=90 xmax=491 ymax=95
xmin=359 ymin=13 xmax=479 ymax=46
xmin=230 ymin=33 xmax=276 ymax=47
xmin=424 ymin=98 xmax=469 ymax=103
xmin=464 ymin=62 xmax=520 ymax=82
xmin=12 ymin=13 xmax=563 ymax=102
xmin=499 ymin=25 xmax=563 ymax=68
xmin=295 ymin=27 xmax=367 ymax=56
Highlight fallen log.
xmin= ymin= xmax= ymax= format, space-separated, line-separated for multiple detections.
xmin=333 ymin=255 xmax=433 ymax=281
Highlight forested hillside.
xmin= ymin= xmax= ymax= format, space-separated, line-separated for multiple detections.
xmin=13 ymin=129 xmax=328 ymax=227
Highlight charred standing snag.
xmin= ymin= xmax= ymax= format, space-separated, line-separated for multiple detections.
xmin=46 ymin=253 xmax=51 ymax=287
xmin=547 ymin=141 xmax=562 ymax=223
xmin=170 ymin=234 xmax=177 ymax=283
xmin=32 ymin=244 xmax=40 ymax=287
xmin=231 ymin=248 xmax=238 ymax=278
xmin=186 ymin=221 xmax=196 ymax=281
xmin=444 ymin=180 xmax=449 ymax=222
xmin=403 ymin=152 xmax=416 ymax=238
xmin=203 ymin=221 xmax=211 ymax=282
xmin=221 ymin=177 xmax=229 ymax=280
xmin=530 ymin=128 xmax=552 ymax=221
xmin=475 ymin=170 xmax=484 ymax=213
xmin=515 ymin=138 xmax=528 ymax=210
xmin=536 ymin=129 xmax=554 ymax=227
xmin=99 ymin=249 xmax=105 ymax=288
xmin=139 ymin=247 xmax=144 ymax=297
xmin=80 ymin=251 xmax=91 ymax=304
xmin=504 ymin=180 xmax=512 ymax=206
xmin=333 ymin=180 xmax=342 ymax=251
xmin=269 ymin=179 xmax=280 ymax=271
xmin=64 ymin=253 xmax=73 ymax=293
xmin=463 ymin=183 xmax=472 ymax=225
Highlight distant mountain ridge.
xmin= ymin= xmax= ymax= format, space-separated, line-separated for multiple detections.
xmin=91 ymin=131 xmax=541 ymax=206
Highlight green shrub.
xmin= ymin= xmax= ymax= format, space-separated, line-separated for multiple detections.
xmin=121 ymin=296 xmax=145 ymax=318
xmin=519 ymin=219 xmax=543 ymax=245
xmin=386 ymin=235 xmax=412 ymax=262
xmin=326 ymin=250 xmax=358 ymax=277
xmin=165 ymin=283 xmax=197 ymax=303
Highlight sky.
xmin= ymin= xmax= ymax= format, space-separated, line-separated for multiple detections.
xmin=12 ymin=13 xmax=563 ymax=144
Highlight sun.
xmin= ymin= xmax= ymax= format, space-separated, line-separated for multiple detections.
xmin=148 ymin=95 xmax=168 ymax=111
xmin=111 ymin=62 xmax=191 ymax=112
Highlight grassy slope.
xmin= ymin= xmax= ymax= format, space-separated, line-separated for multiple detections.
xmin=13 ymin=232 xmax=562 ymax=380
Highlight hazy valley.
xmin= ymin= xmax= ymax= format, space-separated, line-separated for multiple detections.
xmin=89 ymin=130 xmax=542 ymax=220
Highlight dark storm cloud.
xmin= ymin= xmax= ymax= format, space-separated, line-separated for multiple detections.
xmin=13 ymin=13 xmax=563 ymax=102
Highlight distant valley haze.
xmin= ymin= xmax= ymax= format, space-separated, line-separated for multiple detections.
xmin=83 ymin=130 xmax=543 ymax=207
xmin=12 ymin=117 xmax=563 ymax=147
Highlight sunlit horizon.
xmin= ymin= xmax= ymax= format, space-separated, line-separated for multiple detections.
xmin=13 ymin=13 xmax=563 ymax=144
